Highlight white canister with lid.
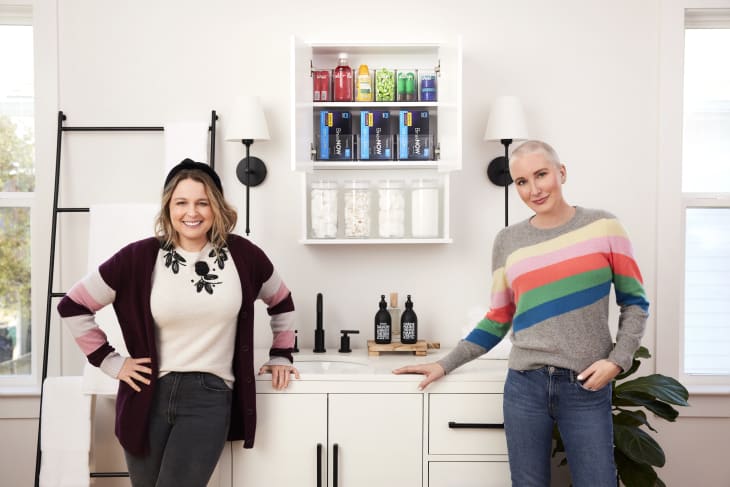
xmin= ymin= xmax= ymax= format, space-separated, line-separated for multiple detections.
xmin=310 ymin=179 xmax=338 ymax=238
xmin=343 ymin=179 xmax=371 ymax=238
xmin=411 ymin=178 xmax=440 ymax=238
xmin=377 ymin=179 xmax=405 ymax=238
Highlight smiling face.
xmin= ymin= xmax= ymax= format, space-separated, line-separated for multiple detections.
xmin=168 ymin=178 xmax=214 ymax=251
xmin=510 ymin=151 xmax=568 ymax=221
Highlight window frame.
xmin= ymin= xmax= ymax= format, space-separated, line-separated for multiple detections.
xmin=680 ymin=197 xmax=730 ymax=381
xmin=657 ymin=1 xmax=730 ymax=405
xmin=0 ymin=0 xmax=58 ymax=395
xmin=0 ymin=4 xmax=36 ymax=390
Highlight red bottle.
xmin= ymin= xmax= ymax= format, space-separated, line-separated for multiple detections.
xmin=333 ymin=52 xmax=353 ymax=102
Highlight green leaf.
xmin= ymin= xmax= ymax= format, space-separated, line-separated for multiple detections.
xmin=642 ymin=400 xmax=680 ymax=422
xmin=634 ymin=346 xmax=651 ymax=360
xmin=613 ymin=391 xmax=680 ymax=422
xmin=614 ymin=410 xmax=657 ymax=432
xmin=616 ymin=449 xmax=659 ymax=487
xmin=614 ymin=423 xmax=665 ymax=467
xmin=614 ymin=374 xmax=690 ymax=407
xmin=613 ymin=390 xmax=654 ymax=407
xmin=616 ymin=358 xmax=642 ymax=381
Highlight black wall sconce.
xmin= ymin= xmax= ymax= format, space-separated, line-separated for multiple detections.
xmin=483 ymin=96 xmax=529 ymax=227
xmin=225 ymin=95 xmax=270 ymax=235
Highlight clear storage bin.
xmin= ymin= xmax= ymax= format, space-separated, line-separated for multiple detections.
xmin=374 ymin=68 xmax=396 ymax=101
xmin=343 ymin=180 xmax=371 ymax=238
xmin=310 ymin=179 xmax=338 ymax=238
xmin=411 ymin=179 xmax=440 ymax=238
xmin=378 ymin=180 xmax=405 ymax=238
xmin=396 ymin=69 xmax=417 ymax=102
xmin=418 ymin=69 xmax=437 ymax=101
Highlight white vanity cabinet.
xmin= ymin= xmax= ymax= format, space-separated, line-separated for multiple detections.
xmin=231 ymin=352 xmax=510 ymax=486
xmin=232 ymin=392 xmax=422 ymax=487
xmin=290 ymin=36 xmax=462 ymax=244
xmin=231 ymin=393 xmax=327 ymax=487
xmin=329 ymin=394 xmax=422 ymax=487
xmin=426 ymin=392 xmax=511 ymax=486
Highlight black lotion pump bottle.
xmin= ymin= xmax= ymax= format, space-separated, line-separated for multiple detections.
xmin=400 ymin=295 xmax=418 ymax=344
xmin=374 ymin=294 xmax=392 ymax=344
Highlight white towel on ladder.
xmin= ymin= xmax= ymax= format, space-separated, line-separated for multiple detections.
xmin=39 ymin=376 xmax=92 ymax=487
xmin=81 ymin=203 xmax=159 ymax=395
xmin=163 ymin=121 xmax=209 ymax=172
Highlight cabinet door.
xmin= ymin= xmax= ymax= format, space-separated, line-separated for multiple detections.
xmin=329 ymin=394 xmax=422 ymax=487
xmin=232 ymin=393 xmax=327 ymax=487
xmin=291 ymin=35 xmax=315 ymax=172
xmin=429 ymin=462 xmax=511 ymax=487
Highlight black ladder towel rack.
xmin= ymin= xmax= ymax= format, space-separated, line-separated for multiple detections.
xmin=34 ymin=109 xmax=219 ymax=486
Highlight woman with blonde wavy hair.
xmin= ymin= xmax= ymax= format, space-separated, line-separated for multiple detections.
xmin=58 ymin=159 xmax=298 ymax=486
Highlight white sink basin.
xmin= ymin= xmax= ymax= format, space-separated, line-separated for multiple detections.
xmin=294 ymin=359 xmax=375 ymax=374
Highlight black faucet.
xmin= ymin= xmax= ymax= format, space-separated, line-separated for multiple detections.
xmin=313 ymin=293 xmax=326 ymax=353
xmin=338 ymin=330 xmax=359 ymax=353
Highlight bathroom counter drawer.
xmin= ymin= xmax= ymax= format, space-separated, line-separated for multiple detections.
xmin=428 ymin=393 xmax=507 ymax=455
xmin=428 ymin=461 xmax=510 ymax=487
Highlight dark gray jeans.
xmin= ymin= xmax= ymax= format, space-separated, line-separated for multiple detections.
xmin=124 ymin=372 xmax=232 ymax=487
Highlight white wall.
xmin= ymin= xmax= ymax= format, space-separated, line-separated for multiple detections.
xmin=4 ymin=0 xmax=729 ymax=485
xmin=53 ymin=0 xmax=660 ymax=357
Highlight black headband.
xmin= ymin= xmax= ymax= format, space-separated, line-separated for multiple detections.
xmin=164 ymin=158 xmax=223 ymax=193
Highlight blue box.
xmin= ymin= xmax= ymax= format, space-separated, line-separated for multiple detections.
xmin=359 ymin=110 xmax=393 ymax=160
xmin=319 ymin=110 xmax=352 ymax=160
xmin=398 ymin=110 xmax=431 ymax=160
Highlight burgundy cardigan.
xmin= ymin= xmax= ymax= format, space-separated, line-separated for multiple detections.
xmin=57 ymin=235 xmax=294 ymax=455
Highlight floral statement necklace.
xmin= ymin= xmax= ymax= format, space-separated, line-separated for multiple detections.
xmin=161 ymin=243 xmax=229 ymax=294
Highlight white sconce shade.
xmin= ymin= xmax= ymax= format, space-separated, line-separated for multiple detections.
xmin=225 ymin=95 xmax=270 ymax=141
xmin=484 ymin=95 xmax=530 ymax=228
xmin=225 ymin=95 xmax=271 ymax=236
xmin=483 ymin=95 xmax=529 ymax=142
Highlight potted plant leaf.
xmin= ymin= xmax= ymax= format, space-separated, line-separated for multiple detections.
xmin=552 ymin=346 xmax=690 ymax=487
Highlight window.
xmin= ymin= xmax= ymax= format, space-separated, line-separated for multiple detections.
xmin=683 ymin=207 xmax=730 ymax=375
xmin=0 ymin=13 xmax=33 ymax=377
xmin=681 ymin=26 xmax=730 ymax=378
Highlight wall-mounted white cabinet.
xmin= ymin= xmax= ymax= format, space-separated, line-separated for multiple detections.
xmin=290 ymin=36 xmax=462 ymax=244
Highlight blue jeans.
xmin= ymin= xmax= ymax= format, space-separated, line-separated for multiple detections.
xmin=124 ymin=372 xmax=232 ymax=487
xmin=503 ymin=367 xmax=616 ymax=487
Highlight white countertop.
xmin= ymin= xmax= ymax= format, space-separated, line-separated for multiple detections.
xmin=254 ymin=348 xmax=508 ymax=393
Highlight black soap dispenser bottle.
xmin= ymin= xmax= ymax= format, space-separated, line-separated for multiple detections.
xmin=400 ymin=295 xmax=418 ymax=344
xmin=374 ymin=294 xmax=392 ymax=344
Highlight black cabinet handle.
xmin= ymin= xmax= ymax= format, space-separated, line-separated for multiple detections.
xmin=448 ymin=421 xmax=505 ymax=429
xmin=316 ymin=443 xmax=322 ymax=487
xmin=333 ymin=443 xmax=339 ymax=487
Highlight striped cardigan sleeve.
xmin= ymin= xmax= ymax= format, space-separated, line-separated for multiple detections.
xmin=56 ymin=269 xmax=126 ymax=378
xmin=250 ymin=242 xmax=296 ymax=365
xmin=258 ymin=268 xmax=295 ymax=361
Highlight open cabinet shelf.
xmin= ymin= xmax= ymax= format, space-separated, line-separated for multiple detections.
xmin=290 ymin=36 xmax=462 ymax=244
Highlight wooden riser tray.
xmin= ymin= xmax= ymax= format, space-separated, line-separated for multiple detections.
xmin=367 ymin=339 xmax=440 ymax=356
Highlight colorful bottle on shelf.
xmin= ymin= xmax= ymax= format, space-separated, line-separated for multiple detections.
xmin=400 ymin=295 xmax=418 ymax=344
xmin=333 ymin=52 xmax=353 ymax=102
xmin=374 ymin=294 xmax=392 ymax=344
xmin=355 ymin=64 xmax=373 ymax=102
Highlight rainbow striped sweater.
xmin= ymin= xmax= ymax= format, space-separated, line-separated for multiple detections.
xmin=439 ymin=207 xmax=649 ymax=374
